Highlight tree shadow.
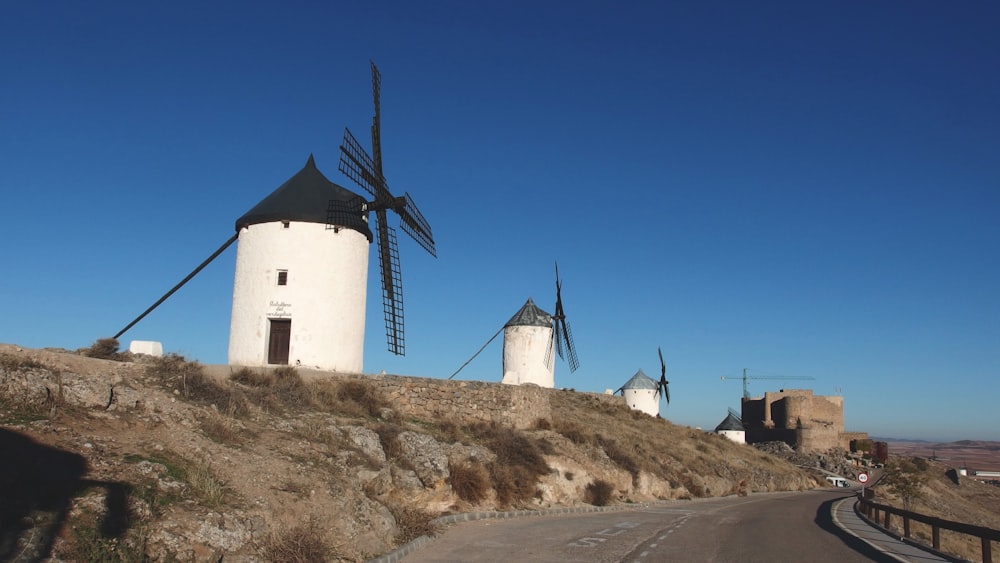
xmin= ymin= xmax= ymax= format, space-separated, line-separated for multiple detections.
xmin=0 ymin=428 xmax=132 ymax=562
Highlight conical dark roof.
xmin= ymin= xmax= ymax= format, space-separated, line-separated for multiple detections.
xmin=715 ymin=412 xmax=745 ymax=432
xmin=235 ymin=155 xmax=373 ymax=240
xmin=621 ymin=369 xmax=658 ymax=390
xmin=505 ymin=297 xmax=552 ymax=328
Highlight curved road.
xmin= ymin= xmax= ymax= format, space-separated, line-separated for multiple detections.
xmin=403 ymin=489 xmax=901 ymax=562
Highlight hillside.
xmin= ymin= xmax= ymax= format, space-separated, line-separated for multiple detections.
xmin=2 ymin=343 xmax=821 ymax=562
xmin=870 ymin=456 xmax=1000 ymax=562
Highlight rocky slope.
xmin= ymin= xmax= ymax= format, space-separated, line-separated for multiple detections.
xmin=1 ymin=344 xmax=820 ymax=562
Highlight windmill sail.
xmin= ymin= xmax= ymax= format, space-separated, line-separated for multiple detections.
xmin=337 ymin=61 xmax=436 ymax=355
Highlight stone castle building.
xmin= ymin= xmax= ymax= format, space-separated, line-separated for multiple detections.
xmin=740 ymin=389 xmax=867 ymax=452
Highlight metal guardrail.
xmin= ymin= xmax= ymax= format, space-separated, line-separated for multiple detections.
xmin=858 ymin=496 xmax=1000 ymax=563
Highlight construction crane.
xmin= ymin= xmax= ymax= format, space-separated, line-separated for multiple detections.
xmin=721 ymin=368 xmax=815 ymax=399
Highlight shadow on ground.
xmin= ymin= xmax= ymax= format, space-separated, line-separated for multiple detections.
xmin=0 ymin=428 xmax=131 ymax=562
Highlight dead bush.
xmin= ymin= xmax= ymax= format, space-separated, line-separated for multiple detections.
xmin=374 ymin=423 xmax=409 ymax=466
xmin=387 ymin=504 xmax=438 ymax=543
xmin=533 ymin=418 xmax=552 ymax=430
xmin=489 ymin=464 xmax=540 ymax=507
xmin=584 ymin=479 xmax=615 ymax=506
xmin=464 ymin=422 xmax=550 ymax=507
xmin=553 ymin=420 xmax=590 ymax=445
xmin=336 ymin=379 xmax=389 ymax=417
xmin=260 ymin=519 xmax=332 ymax=563
xmin=83 ymin=338 xmax=121 ymax=360
xmin=201 ymin=414 xmax=242 ymax=445
xmin=147 ymin=354 xmax=244 ymax=413
xmin=272 ymin=366 xmax=310 ymax=407
xmin=448 ymin=461 xmax=491 ymax=504
xmin=469 ymin=423 xmax=550 ymax=476
xmin=230 ymin=366 xmax=273 ymax=387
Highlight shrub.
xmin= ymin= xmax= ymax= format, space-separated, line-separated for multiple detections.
xmin=387 ymin=504 xmax=438 ymax=543
xmin=553 ymin=420 xmax=590 ymax=445
xmin=272 ymin=366 xmax=310 ymax=407
xmin=260 ymin=519 xmax=332 ymax=563
xmin=584 ymin=479 xmax=615 ymax=506
xmin=374 ymin=423 xmax=409 ymax=466
xmin=448 ymin=461 xmax=491 ymax=504
xmin=201 ymin=414 xmax=242 ymax=445
xmin=230 ymin=366 xmax=273 ymax=386
xmin=83 ymin=338 xmax=121 ymax=360
xmin=336 ymin=380 xmax=389 ymax=417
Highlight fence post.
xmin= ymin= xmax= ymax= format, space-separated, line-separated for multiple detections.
xmin=885 ymin=512 xmax=891 ymax=529
xmin=903 ymin=515 xmax=910 ymax=538
xmin=932 ymin=526 xmax=940 ymax=550
xmin=982 ymin=536 xmax=992 ymax=563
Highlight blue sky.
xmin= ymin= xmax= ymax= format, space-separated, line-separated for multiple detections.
xmin=2 ymin=2 xmax=997 ymax=442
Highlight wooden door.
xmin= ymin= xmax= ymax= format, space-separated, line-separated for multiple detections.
xmin=267 ymin=319 xmax=291 ymax=365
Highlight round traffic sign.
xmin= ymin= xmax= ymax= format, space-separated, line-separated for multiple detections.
xmin=858 ymin=472 xmax=869 ymax=484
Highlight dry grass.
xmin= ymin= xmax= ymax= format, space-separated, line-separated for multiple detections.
xmin=465 ymin=422 xmax=551 ymax=507
xmin=200 ymin=414 xmax=243 ymax=445
xmin=873 ymin=457 xmax=1000 ymax=562
xmin=0 ymin=352 xmax=46 ymax=372
xmin=448 ymin=460 xmax=491 ymax=504
xmin=387 ymin=504 xmax=439 ymax=543
xmin=260 ymin=519 xmax=333 ymax=563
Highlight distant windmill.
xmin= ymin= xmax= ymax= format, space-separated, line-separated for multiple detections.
xmin=113 ymin=60 xmax=434 ymax=373
xmin=448 ymin=262 xmax=579 ymax=386
xmin=615 ymin=346 xmax=670 ymax=417
xmin=501 ymin=262 xmax=580 ymax=387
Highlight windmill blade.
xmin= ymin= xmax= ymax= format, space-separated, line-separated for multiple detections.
xmin=552 ymin=261 xmax=579 ymax=372
xmin=339 ymin=128 xmax=380 ymax=198
xmin=657 ymin=347 xmax=670 ymax=404
xmin=542 ymin=330 xmax=554 ymax=369
xmin=370 ymin=60 xmax=383 ymax=173
xmin=398 ymin=192 xmax=436 ymax=256
xmin=375 ymin=210 xmax=405 ymax=355
xmin=326 ymin=196 xmax=367 ymax=230
xmin=558 ymin=317 xmax=580 ymax=372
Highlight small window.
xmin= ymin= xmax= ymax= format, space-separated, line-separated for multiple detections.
xmin=277 ymin=270 xmax=288 ymax=285
xmin=281 ymin=221 xmax=290 ymax=229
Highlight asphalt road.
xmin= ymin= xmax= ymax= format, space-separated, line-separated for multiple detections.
xmin=403 ymin=489 xmax=902 ymax=563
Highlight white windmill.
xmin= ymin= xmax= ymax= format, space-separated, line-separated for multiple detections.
xmin=715 ymin=408 xmax=746 ymax=444
xmin=111 ymin=61 xmax=434 ymax=373
xmin=230 ymin=61 xmax=435 ymax=372
xmin=616 ymin=347 xmax=670 ymax=417
xmin=500 ymin=263 xmax=580 ymax=387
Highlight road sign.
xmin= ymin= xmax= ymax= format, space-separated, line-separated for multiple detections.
xmin=858 ymin=472 xmax=869 ymax=484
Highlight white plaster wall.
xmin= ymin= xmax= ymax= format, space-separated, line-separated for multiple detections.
xmin=501 ymin=325 xmax=554 ymax=388
xmin=228 ymin=221 xmax=369 ymax=373
xmin=719 ymin=430 xmax=746 ymax=444
xmin=623 ymin=388 xmax=659 ymax=417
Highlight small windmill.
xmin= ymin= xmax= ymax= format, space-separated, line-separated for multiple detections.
xmin=615 ymin=346 xmax=670 ymax=417
xmin=338 ymin=60 xmax=436 ymax=355
xmin=449 ymin=262 xmax=579 ymax=386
